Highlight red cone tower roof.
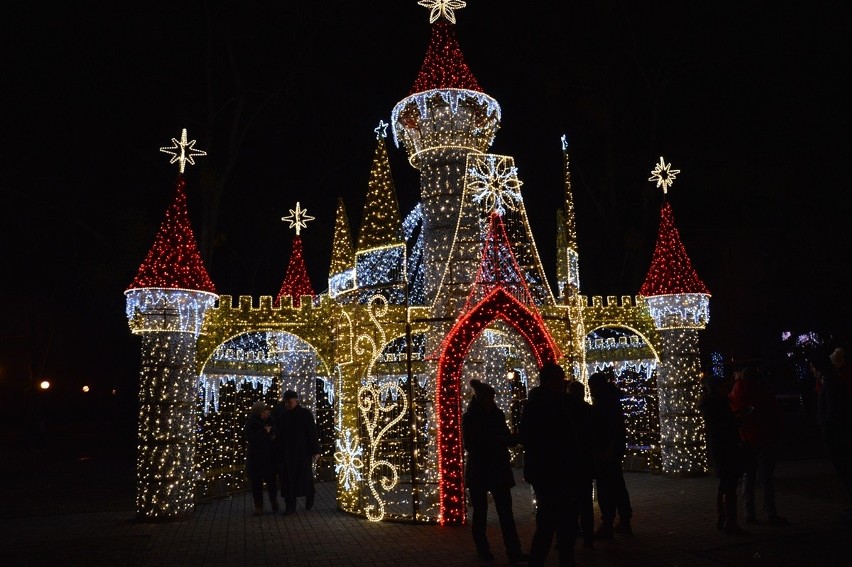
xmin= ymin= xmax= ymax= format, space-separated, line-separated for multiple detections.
xmin=639 ymin=201 xmax=709 ymax=296
xmin=409 ymin=21 xmax=482 ymax=95
xmin=127 ymin=177 xmax=216 ymax=293
xmin=275 ymin=235 xmax=316 ymax=307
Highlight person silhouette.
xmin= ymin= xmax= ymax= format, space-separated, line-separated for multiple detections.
xmin=588 ymin=372 xmax=632 ymax=538
xmin=729 ymin=366 xmax=788 ymax=525
xmin=519 ymin=363 xmax=581 ymax=567
xmin=567 ymin=379 xmax=595 ymax=548
xmin=462 ymin=379 xmax=526 ymax=564
xmin=700 ymin=375 xmax=748 ymax=535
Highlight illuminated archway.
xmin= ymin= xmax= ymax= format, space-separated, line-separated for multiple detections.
xmin=435 ymin=287 xmax=561 ymax=525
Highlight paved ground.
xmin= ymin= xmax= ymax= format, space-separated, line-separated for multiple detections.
xmin=2 ymin=422 xmax=851 ymax=566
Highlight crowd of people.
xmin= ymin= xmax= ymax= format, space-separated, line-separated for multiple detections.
xmin=699 ymin=339 xmax=852 ymax=536
xmin=462 ymin=363 xmax=632 ymax=566
xmin=242 ymin=339 xmax=852 ymax=565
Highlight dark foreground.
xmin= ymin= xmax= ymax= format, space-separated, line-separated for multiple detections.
xmin=1 ymin=421 xmax=850 ymax=566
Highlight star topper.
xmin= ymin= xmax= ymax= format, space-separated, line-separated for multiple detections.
xmin=561 ymin=134 xmax=569 ymax=152
xmin=374 ymin=120 xmax=389 ymax=139
xmin=418 ymin=0 xmax=466 ymax=24
xmin=282 ymin=202 xmax=315 ymax=236
xmin=160 ymin=128 xmax=207 ymax=174
xmin=648 ymin=156 xmax=681 ymax=194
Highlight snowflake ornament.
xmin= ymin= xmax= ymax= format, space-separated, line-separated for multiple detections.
xmin=418 ymin=0 xmax=466 ymax=24
xmin=160 ymin=128 xmax=207 ymax=174
xmin=282 ymin=202 xmax=315 ymax=236
xmin=648 ymin=156 xmax=681 ymax=194
xmin=334 ymin=429 xmax=364 ymax=490
xmin=468 ymin=155 xmax=523 ymax=216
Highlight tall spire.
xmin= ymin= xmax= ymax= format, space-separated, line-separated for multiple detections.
xmin=558 ymin=135 xmax=581 ymax=299
xmin=639 ymin=201 xmax=709 ymax=296
xmin=329 ymin=197 xmax=355 ymax=276
xmin=357 ymin=132 xmax=403 ymax=251
xmin=277 ymin=203 xmax=317 ymax=307
xmin=276 ymin=235 xmax=316 ymax=307
xmin=127 ymin=177 xmax=216 ymax=293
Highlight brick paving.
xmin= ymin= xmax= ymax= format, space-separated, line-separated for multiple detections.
xmin=2 ymin=455 xmax=850 ymax=566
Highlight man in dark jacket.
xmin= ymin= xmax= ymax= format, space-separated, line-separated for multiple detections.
xmin=589 ymin=372 xmax=633 ymax=538
xmin=519 ymin=362 xmax=581 ymax=567
xmin=243 ymin=401 xmax=279 ymax=515
xmin=276 ymin=389 xmax=320 ymax=515
xmin=462 ymin=379 xmax=526 ymax=563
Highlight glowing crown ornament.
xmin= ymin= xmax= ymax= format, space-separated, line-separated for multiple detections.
xmin=160 ymin=128 xmax=207 ymax=174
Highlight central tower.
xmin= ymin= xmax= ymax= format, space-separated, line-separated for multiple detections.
xmin=392 ymin=16 xmax=501 ymax=308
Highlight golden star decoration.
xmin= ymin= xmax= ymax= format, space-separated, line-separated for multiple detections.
xmin=159 ymin=128 xmax=207 ymax=174
xmin=282 ymin=202 xmax=316 ymax=236
xmin=648 ymin=156 xmax=681 ymax=194
xmin=417 ymin=0 xmax=466 ymax=24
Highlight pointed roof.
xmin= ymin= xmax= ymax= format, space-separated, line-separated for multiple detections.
xmin=357 ymin=135 xmax=403 ymax=251
xmin=276 ymin=235 xmax=316 ymax=307
xmin=409 ymin=20 xmax=482 ymax=95
xmin=639 ymin=201 xmax=710 ymax=296
xmin=329 ymin=197 xmax=355 ymax=276
xmin=127 ymin=177 xmax=216 ymax=293
xmin=462 ymin=212 xmax=537 ymax=313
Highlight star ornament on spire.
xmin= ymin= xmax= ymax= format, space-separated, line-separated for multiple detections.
xmin=374 ymin=120 xmax=389 ymax=140
xmin=418 ymin=0 xmax=466 ymax=24
xmin=160 ymin=128 xmax=207 ymax=174
xmin=282 ymin=202 xmax=316 ymax=236
xmin=648 ymin=156 xmax=681 ymax=194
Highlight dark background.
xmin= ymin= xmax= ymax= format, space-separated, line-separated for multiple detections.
xmin=2 ymin=1 xmax=850 ymax=431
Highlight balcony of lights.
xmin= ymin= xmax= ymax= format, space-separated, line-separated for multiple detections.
xmin=644 ymin=293 xmax=710 ymax=330
xmin=125 ymin=288 xmax=218 ymax=336
xmin=391 ymin=88 xmax=501 ymax=169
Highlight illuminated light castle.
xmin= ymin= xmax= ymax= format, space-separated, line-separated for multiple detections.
xmin=125 ymin=3 xmax=710 ymax=524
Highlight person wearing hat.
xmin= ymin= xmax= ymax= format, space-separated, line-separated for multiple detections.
xmin=276 ymin=389 xmax=321 ymax=515
xmin=243 ymin=401 xmax=279 ymax=515
xmin=519 ymin=362 xmax=581 ymax=567
xmin=462 ymin=378 xmax=526 ymax=564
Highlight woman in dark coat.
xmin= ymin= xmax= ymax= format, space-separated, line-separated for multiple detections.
xmin=462 ymin=379 xmax=525 ymax=563
xmin=243 ymin=401 xmax=279 ymax=515
xmin=699 ymin=375 xmax=747 ymax=535
xmin=277 ymin=390 xmax=321 ymax=514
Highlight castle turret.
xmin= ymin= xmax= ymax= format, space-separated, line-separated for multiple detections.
xmin=639 ymin=158 xmax=710 ymax=476
xmin=124 ymin=130 xmax=217 ymax=520
xmin=355 ymin=124 xmax=406 ymax=301
xmin=276 ymin=202 xmax=317 ymax=308
xmin=392 ymin=12 xmax=501 ymax=304
xmin=328 ymin=197 xmax=356 ymax=297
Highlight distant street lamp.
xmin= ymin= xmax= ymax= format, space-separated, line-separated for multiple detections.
xmin=82 ymin=385 xmax=90 ymax=393
xmin=39 ymin=380 xmax=50 ymax=390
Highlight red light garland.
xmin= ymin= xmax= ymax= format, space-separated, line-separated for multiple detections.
xmin=436 ymin=287 xmax=560 ymax=525
xmin=127 ymin=177 xmax=216 ymax=293
xmin=409 ymin=21 xmax=482 ymax=95
xmin=275 ymin=235 xmax=316 ymax=307
xmin=639 ymin=201 xmax=709 ymax=296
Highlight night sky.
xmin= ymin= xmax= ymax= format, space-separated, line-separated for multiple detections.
xmin=3 ymin=1 xmax=850 ymax=414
